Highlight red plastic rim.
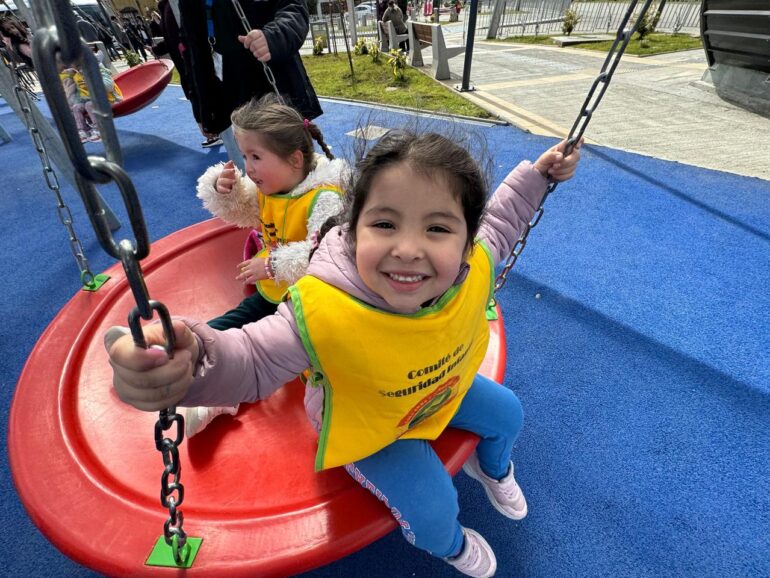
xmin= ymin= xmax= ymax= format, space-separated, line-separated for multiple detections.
xmin=112 ymin=58 xmax=173 ymax=117
xmin=9 ymin=218 xmax=506 ymax=577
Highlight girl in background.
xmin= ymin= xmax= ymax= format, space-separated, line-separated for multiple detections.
xmin=188 ymin=94 xmax=349 ymax=436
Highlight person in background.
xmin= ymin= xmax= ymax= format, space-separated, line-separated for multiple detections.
xmin=178 ymin=0 xmax=322 ymax=152
xmin=0 ymin=17 xmax=34 ymax=69
xmin=110 ymin=15 xmax=131 ymax=55
xmin=59 ymin=56 xmax=122 ymax=143
xmin=124 ymin=18 xmax=149 ymax=61
xmin=75 ymin=16 xmax=99 ymax=43
xmin=151 ymin=0 xmax=199 ymax=127
xmin=382 ymin=0 xmax=408 ymax=51
xmin=376 ymin=0 xmax=388 ymax=21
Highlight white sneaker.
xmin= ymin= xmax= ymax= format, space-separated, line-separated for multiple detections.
xmin=462 ymin=452 xmax=528 ymax=520
xmin=184 ymin=405 xmax=239 ymax=438
xmin=444 ymin=527 xmax=496 ymax=577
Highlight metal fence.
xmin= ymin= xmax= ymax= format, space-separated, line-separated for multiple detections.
xmin=303 ymin=1 xmax=703 ymax=50
xmin=469 ymin=0 xmax=702 ymax=40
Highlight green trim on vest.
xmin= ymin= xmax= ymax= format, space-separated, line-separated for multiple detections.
xmin=288 ymin=284 xmax=334 ymax=471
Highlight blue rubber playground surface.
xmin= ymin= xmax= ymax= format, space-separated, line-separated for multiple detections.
xmin=2 ymin=86 xmax=769 ymax=577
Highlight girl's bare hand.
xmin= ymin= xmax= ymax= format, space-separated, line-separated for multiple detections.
xmin=236 ymin=257 xmax=269 ymax=285
xmin=216 ymin=160 xmax=237 ymax=194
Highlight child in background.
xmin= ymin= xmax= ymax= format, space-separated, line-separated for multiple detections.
xmin=189 ymin=94 xmax=349 ymax=435
xmin=59 ymin=58 xmax=122 ymax=143
xmin=105 ymin=130 xmax=581 ymax=577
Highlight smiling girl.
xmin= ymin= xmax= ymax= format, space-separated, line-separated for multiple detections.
xmin=106 ymin=129 xmax=581 ymax=577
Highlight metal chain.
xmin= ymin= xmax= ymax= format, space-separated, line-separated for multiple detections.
xmin=29 ymin=0 xmax=189 ymax=564
xmin=494 ymin=0 xmax=656 ymax=292
xmin=3 ymin=56 xmax=100 ymax=287
xmin=230 ymin=0 xmax=286 ymax=104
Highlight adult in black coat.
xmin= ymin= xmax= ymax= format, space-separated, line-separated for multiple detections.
xmin=180 ymin=0 xmax=321 ymax=137
xmin=152 ymin=0 xmax=196 ymax=114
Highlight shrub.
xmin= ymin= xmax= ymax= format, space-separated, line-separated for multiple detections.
xmin=354 ymin=38 xmax=369 ymax=56
xmin=562 ymin=8 xmax=579 ymax=36
xmin=635 ymin=2 xmax=660 ymax=40
xmin=313 ymin=36 xmax=325 ymax=56
xmin=387 ymin=48 xmax=407 ymax=81
xmin=124 ymin=50 xmax=142 ymax=67
xmin=368 ymin=41 xmax=381 ymax=63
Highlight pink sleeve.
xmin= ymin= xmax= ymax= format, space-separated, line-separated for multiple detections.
xmin=179 ymin=302 xmax=310 ymax=407
xmin=477 ymin=161 xmax=549 ymax=266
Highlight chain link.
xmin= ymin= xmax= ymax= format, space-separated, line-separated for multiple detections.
xmin=29 ymin=0 xmax=189 ymax=563
xmin=4 ymin=57 xmax=98 ymax=286
xmin=494 ymin=0 xmax=655 ymax=292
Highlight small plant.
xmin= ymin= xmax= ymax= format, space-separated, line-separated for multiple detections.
xmin=562 ymin=8 xmax=580 ymax=36
xmin=313 ymin=36 xmax=325 ymax=56
xmin=354 ymin=38 xmax=369 ymax=56
xmin=124 ymin=50 xmax=142 ymax=67
xmin=387 ymin=48 xmax=407 ymax=81
xmin=635 ymin=2 xmax=660 ymax=41
xmin=368 ymin=40 xmax=381 ymax=63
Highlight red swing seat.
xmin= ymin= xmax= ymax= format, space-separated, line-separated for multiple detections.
xmin=111 ymin=58 xmax=174 ymax=118
xmin=9 ymin=218 xmax=507 ymax=577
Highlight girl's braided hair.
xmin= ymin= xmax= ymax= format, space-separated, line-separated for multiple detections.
xmin=230 ymin=94 xmax=334 ymax=175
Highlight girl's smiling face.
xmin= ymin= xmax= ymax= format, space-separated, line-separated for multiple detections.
xmin=235 ymin=129 xmax=304 ymax=195
xmin=354 ymin=162 xmax=469 ymax=314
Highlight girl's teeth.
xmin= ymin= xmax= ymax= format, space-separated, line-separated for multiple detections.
xmin=389 ymin=273 xmax=423 ymax=283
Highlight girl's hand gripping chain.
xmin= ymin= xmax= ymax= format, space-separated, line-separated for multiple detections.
xmin=105 ymin=320 xmax=199 ymax=412
xmin=216 ymin=160 xmax=238 ymax=194
xmin=533 ymin=137 xmax=584 ymax=182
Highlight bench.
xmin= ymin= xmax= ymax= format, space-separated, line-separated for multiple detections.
xmin=377 ymin=19 xmax=409 ymax=52
xmin=407 ymin=21 xmax=465 ymax=80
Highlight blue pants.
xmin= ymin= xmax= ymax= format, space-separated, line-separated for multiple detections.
xmin=345 ymin=373 xmax=524 ymax=558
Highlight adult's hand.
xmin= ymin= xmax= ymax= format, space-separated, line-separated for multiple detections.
xmin=238 ymin=29 xmax=272 ymax=62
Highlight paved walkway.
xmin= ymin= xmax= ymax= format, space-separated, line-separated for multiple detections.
xmin=115 ymin=33 xmax=768 ymax=180
xmin=431 ymin=35 xmax=770 ymax=181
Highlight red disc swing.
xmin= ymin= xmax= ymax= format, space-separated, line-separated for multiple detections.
xmin=9 ymin=218 xmax=506 ymax=577
xmin=111 ymin=58 xmax=174 ymax=117
xmin=11 ymin=0 xmax=653 ymax=567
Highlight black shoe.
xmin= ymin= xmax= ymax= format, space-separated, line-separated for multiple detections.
xmin=201 ymin=136 xmax=223 ymax=148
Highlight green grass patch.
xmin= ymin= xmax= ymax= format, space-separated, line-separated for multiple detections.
xmin=302 ymin=53 xmax=492 ymax=118
xmin=495 ymin=32 xmax=702 ymax=56
xmin=495 ymin=35 xmax=556 ymax=47
xmin=567 ymin=32 xmax=702 ymax=55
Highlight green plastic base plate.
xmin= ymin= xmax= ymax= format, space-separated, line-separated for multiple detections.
xmin=485 ymin=299 xmax=498 ymax=321
xmin=81 ymin=273 xmax=110 ymax=292
xmin=145 ymin=535 xmax=202 ymax=568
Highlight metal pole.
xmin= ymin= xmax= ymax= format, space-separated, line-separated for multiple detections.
xmin=456 ymin=0 xmax=478 ymax=92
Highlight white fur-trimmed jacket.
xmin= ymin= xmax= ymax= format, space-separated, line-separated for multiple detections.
xmin=196 ymin=154 xmax=350 ymax=284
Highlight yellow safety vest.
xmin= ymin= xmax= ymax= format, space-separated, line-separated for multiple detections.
xmin=254 ymin=185 xmax=342 ymax=303
xmin=69 ymin=70 xmax=123 ymax=103
xmin=288 ymin=242 xmax=495 ymax=471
